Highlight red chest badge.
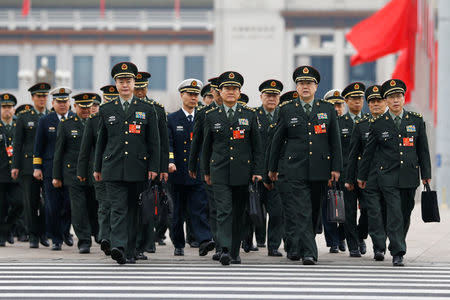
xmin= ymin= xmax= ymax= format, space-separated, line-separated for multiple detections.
xmin=129 ymin=124 xmax=141 ymax=134
xmin=6 ymin=146 xmax=13 ymax=157
xmin=314 ymin=123 xmax=327 ymax=134
xmin=403 ymin=137 xmax=414 ymax=147
xmin=233 ymin=129 xmax=245 ymax=139
xmin=190 ymin=132 xmax=193 ymax=141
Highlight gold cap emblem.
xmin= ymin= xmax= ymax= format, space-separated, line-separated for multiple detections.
xmin=59 ymin=88 xmax=65 ymax=94
xmin=270 ymin=81 xmax=276 ymax=87
xmin=109 ymin=87 xmax=115 ymax=92
xmin=83 ymin=94 xmax=89 ymax=100
xmin=303 ymin=67 xmax=309 ymax=74
xmin=121 ymin=63 xmax=128 ymax=70
xmin=40 ymin=84 xmax=45 ymax=89
xmin=354 ymin=83 xmax=359 ymax=89
xmin=390 ymin=80 xmax=396 ymax=87
xmin=373 ymin=86 xmax=379 ymax=92
xmin=136 ymin=73 xmax=142 ymax=79
xmin=192 ymin=80 xmax=197 ymax=86
xmin=229 ymin=73 xmax=235 ymax=79
xmin=293 ymin=92 xmax=298 ymax=98
xmin=333 ymin=91 xmax=340 ymax=97
xmin=4 ymin=94 xmax=9 ymax=100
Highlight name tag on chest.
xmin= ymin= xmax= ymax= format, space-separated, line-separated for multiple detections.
xmin=382 ymin=131 xmax=390 ymax=138
xmin=129 ymin=124 xmax=141 ymax=134
xmin=48 ymin=126 xmax=56 ymax=133
xmin=28 ymin=121 xmax=35 ymax=127
xmin=71 ymin=130 xmax=79 ymax=136
xmin=341 ymin=128 xmax=349 ymax=134
xmin=233 ymin=129 xmax=245 ymax=139
xmin=176 ymin=126 xmax=184 ymax=131
xmin=213 ymin=123 xmax=222 ymax=130
xmin=108 ymin=116 xmax=116 ymax=123
xmin=314 ymin=123 xmax=327 ymax=134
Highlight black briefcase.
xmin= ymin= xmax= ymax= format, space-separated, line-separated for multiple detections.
xmin=158 ymin=181 xmax=173 ymax=224
xmin=327 ymin=182 xmax=345 ymax=223
xmin=421 ymin=183 xmax=440 ymax=223
xmin=139 ymin=181 xmax=158 ymax=225
xmin=248 ymin=181 xmax=266 ymax=228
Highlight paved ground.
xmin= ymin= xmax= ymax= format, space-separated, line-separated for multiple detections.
xmin=1 ymin=206 xmax=449 ymax=266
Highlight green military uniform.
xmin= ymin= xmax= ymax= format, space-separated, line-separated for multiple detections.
xmin=359 ymin=79 xmax=431 ymax=266
xmin=201 ymin=71 xmax=263 ymax=265
xmin=189 ymin=77 xmax=221 ymax=258
xmin=12 ymin=83 xmax=51 ymax=248
xmin=339 ymin=82 xmax=368 ymax=256
xmin=94 ymin=62 xmax=160 ymax=264
xmin=77 ymin=86 xmax=118 ymax=255
xmin=0 ymin=94 xmax=22 ymax=246
xmin=346 ymin=85 xmax=387 ymax=259
xmin=268 ymin=66 xmax=342 ymax=264
xmin=53 ymin=93 xmax=98 ymax=253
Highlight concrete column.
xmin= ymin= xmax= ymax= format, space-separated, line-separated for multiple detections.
xmin=333 ymin=30 xmax=345 ymax=90
xmin=436 ymin=0 xmax=450 ymax=208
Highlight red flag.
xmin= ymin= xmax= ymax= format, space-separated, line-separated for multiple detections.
xmin=346 ymin=0 xmax=414 ymax=66
xmin=100 ymin=0 xmax=105 ymax=17
xmin=22 ymin=0 xmax=30 ymax=17
xmin=174 ymin=0 xmax=180 ymax=18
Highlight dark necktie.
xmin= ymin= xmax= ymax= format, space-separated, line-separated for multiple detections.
xmin=354 ymin=115 xmax=360 ymax=123
xmin=187 ymin=115 xmax=193 ymax=123
xmin=227 ymin=109 xmax=234 ymax=122
xmin=267 ymin=113 xmax=273 ymax=123
xmin=123 ymin=101 xmax=130 ymax=114
xmin=5 ymin=124 xmax=11 ymax=132
xmin=304 ymin=103 xmax=311 ymax=117
xmin=394 ymin=116 xmax=401 ymax=129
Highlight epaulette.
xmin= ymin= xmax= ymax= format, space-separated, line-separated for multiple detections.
xmin=18 ymin=109 xmax=31 ymax=115
xmin=269 ymin=123 xmax=277 ymax=128
xmin=197 ymin=105 xmax=207 ymax=112
xmin=242 ymin=105 xmax=255 ymax=112
xmin=62 ymin=116 xmax=74 ymax=122
xmin=369 ymin=114 xmax=382 ymax=123
xmin=206 ymin=106 xmax=219 ymax=114
xmin=409 ymin=111 xmax=423 ymax=118
xmin=280 ymin=100 xmax=292 ymax=107
xmin=89 ymin=112 xmax=99 ymax=119
xmin=355 ymin=115 xmax=369 ymax=124
xmin=319 ymin=99 xmax=333 ymax=107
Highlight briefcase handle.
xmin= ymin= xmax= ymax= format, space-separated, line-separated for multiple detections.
xmin=423 ymin=183 xmax=431 ymax=192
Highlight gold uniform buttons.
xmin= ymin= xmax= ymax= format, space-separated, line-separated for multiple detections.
xmin=380 ymin=166 xmax=383 ymax=170
xmin=184 ymin=158 xmax=187 ymax=162
xmin=125 ymin=152 xmax=128 ymax=155
xmin=67 ymin=164 xmax=71 ymax=168
xmin=184 ymin=150 xmax=187 ymax=153
xmin=400 ymin=161 xmax=403 ymax=164
xmin=309 ymin=141 xmax=312 ymax=145
xmin=309 ymin=132 xmax=312 ymax=135
xmin=308 ymin=123 xmax=311 ymax=126
xmin=230 ymin=127 xmax=233 ymax=130
xmin=125 ymin=121 xmax=128 ymax=124
xmin=400 ymin=152 xmax=403 ymax=155
xmin=230 ymin=137 xmax=233 ymax=140
xmin=230 ymin=157 xmax=234 ymax=160
xmin=184 ymin=141 xmax=187 ymax=144
xmin=125 ymin=131 xmax=128 ymax=134
xmin=230 ymin=147 xmax=233 ymax=150
xmin=309 ymin=152 xmax=312 ymax=155
xmin=125 ymin=141 xmax=128 ymax=144
xmin=398 ymin=134 xmax=401 ymax=138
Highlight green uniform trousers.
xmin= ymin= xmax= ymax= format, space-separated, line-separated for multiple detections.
xmin=205 ymin=182 xmax=220 ymax=251
xmin=95 ymin=181 xmax=110 ymax=242
xmin=105 ymin=181 xmax=144 ymax=259
xmin=0 ymin=183 xmax=22 ymax=242
xmin=363 ymin=183 xmax=387 ymax=253
xmin=20 ymin=175 xmax=46 ymax=241
xmin=68 ymin=184 xmax=97 ymax=248
xmin=277 ymin=178 xmax=325 ymax=260
xmin=213 ymin=184 xmax=247 ymax=258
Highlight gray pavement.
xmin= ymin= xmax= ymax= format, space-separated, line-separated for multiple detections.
xmin=1 ymin=206 xmax=449 ymax=267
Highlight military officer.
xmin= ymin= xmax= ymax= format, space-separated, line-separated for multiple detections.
xmin=11 ymin=83 xmax=51 ymax=248
xmin=338 ymin=82 xmax=369 ymax=257
xmin=34 ymin=87 xmax=74 ymax=250
xmin=53 ymin=93 xmax=98 ymax=253
xmin=268 ymin=66 xmax=342 ymax=265
xmin=90 ymin=93 xmax=101 ymax=114
xmin=134 ymin=70 xmax=170 ymax=258
xmin=252 ymin=79 xmax=284 ymax=257
xmin=77 ymin=89 xmax=114 ymax=256
xmin=237 ymin=93 xmax=249 ymax=106
xmin=201 ymin=84 xmax=214 ymax=106
xmin=201 ymin=71 xmax=263 ymax=265
xmin=94 ymin=62 xmax=160 ymax=264
xmin=358 ymin=79 xmax=431 ymax=266
xmin=345 ymin=85 xmax=388 ymax=261
xmin=324 ymin=89 xmax=346 ymax=117
xmin=188 ymin=76 xmax=223 ymax=260
xmin=168 ymin=79 xmax=214 ymax=257
xmin=321 ymin=89 xmax=347 ymax=253
xmin=0 ymin=94 xmax=22 ymax=246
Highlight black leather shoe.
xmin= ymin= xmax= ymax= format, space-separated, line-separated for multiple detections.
xmin=146 ymin=247 xmax=156 ymax=253
xmin=220 ymin=252 xmax=231 ymax=266
xmin=174 ymin=248 xmax=184 ymax=256
xmin=29 ymin=240 xmax=39 ymax=248
xmin=40 ymin=236 xmax=49 ymax=247
xmin=79 ymin=246 xmax=90 ymax=254
xmin=374 ymin=250 xmax=385 ymax=261
xmin=157 ymin=239 xmax=166 ymax=246
xmin=302 ymin=257 xmax=316 ymax=265
xmin=231 ymin=256 xmax=241 ymax=264
xmin=63 ymin=234 xmax=73 ymax=247
xmin=339 ymin=240 xmax=346 ymax=252
xmin=0 ymin=241 xmax=5 ymax=247
xmin=287 ymin=252 xmax=301 ymax=261
xmin=249 ymin=244 xmax=259 ymax=251
xmin=189 ymin=241 xmax=199 ymax=248
xmin=199 ymin=240 xmax=215 ymax=256
xmin=136 ymin=252 xmax=148 ymax=260
xmin=212 ymin=251 xmax=221 ymax=261
xmin=126 ymin=257 xmax=136 ymax=264
xmin=242 ymin=242 xmax=251 ymax=253
xmin=349 ymin=249 xmax=361 ymax=257
xmin=268 ymin=249 xmax=283 ymax=257
xmin=359 ymin=239 xmax=367 ymax=255
xmin=111 ymin=248 xmax=126 ymax=265
xmin=393 ymin=255 xmax=404 ymax=266
xmin=329 ymin=245 xmax=339 ymax=253
xmin=257 ymin=243 xmax=266 ymax=248
xmin=18 ymin=235 xmax=29 ymax=242
xmin=100 ymin=240 xmax=111 ymax=256
xmin=52 ymin=243 xmax=62 ymax=251
xmin=7 ymin=232 xmax=14 ymax=244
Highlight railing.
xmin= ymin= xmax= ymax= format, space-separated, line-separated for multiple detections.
xmin=0 ymin=9 xmax=214 ymax=31
xmin=284 ymin=0 xmax=389 ymax=11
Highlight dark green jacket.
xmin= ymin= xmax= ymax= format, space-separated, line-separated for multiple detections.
xmin=146 ymin=98 xmax=169 ymax=173
xmin=201 ymin=103 xmax=263 ymax=186
xmin=359 ymin=110 xmax=431 ymax=188
xmin=345 ymin=115 xmax=372 ymax=184
xmin=53 ymin=115 xmax=86 ymax=186
xmin=188 ymin=101 xmax=217 ymax=173
xmin=76 ymin=113 xmax=99 ymax=185
xmin=12 ymin=108 xmax=46 ymax=175
xmin=268 ymin=99 xmax=342 ymax=181
xmin=256 ymin=106 xmax=278 ymax=183
xmin=0 ymin=120 xmax=16 ymax=182
xmin=94 ymin=97 xmax=160 ymax=182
